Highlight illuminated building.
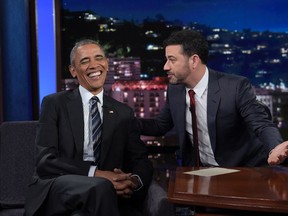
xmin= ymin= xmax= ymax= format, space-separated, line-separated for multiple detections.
xmin=111 ymin=77 xmax=168 ymax=118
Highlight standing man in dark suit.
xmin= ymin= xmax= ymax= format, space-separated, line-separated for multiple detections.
xmin=138 ymin=29 xmax=288 ymax=167
xmin=25 ymin=39 xmax=153 ymax=216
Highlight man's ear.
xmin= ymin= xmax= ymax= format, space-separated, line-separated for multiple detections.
xmin=69 ymin=65 xmax=77 ymax=78
xmin=189 ymin=54 xmax=200 ymax=69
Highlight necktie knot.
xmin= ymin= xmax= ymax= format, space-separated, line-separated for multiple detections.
xmin=188 ymin=90 xmax=196 ymax=107
xmin=90 ymin=96 xmax=100 ymax=118
xmin=188 ymin=89 xmax=195 ymax=96
xmin=90 ymin=96 xmax=100 ymax=105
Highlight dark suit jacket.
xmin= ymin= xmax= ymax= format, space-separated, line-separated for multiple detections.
xmin=25 ymin=88 xmax=153 ymax=215
xmin=139 ymin=69 xmax=283 ymax=166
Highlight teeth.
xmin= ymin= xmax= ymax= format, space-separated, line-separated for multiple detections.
xmin=88 ymin=72 xmax=101 ymax=78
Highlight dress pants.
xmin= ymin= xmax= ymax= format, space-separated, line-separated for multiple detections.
xmin=39 ymin=175 xmax=120 ymax=216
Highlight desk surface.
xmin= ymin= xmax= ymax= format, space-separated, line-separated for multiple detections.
xmin=168 ymin=166 xmax=288 ymax=214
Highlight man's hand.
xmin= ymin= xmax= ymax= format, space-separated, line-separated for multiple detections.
xmin=113 ymin=168 xmax=139 ymax=197
xmin=94 ymin=169 xmax=137 ymax=198
xmin=268 ymin=141 xmax=288 ymax=165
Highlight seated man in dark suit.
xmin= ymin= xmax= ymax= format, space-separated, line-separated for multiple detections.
xmin=25 ymin=39 xmax=153 ymax=216
xmin=138 ymin=29 xmax=288 ymax=167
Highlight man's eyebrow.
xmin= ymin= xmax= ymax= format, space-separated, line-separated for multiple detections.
xmin=95 ymin=54 xmax=105 ymax=58
xmin=79 ymin=57 xmax=89 ymax=62
xmin=167 ymin=55 xmax=176 ymax=59
xmin=78 ymin=54 xmax=106 ymax=63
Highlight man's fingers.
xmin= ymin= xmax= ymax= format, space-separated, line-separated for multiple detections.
xmin=113 ymin=173 xmax=132 ymax=181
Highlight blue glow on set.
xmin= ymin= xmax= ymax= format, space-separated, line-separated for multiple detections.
xmin=37 ymin=0 xmax=57 ymax=106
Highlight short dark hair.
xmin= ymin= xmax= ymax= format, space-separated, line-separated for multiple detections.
xmin=163 ymin=29 xmax=209 ymax=64
xmin=70 ymin=39 xmax=105 ymax=65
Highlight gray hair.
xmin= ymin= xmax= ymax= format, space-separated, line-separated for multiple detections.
xmin=69 ymin=39 xmax=105 ymax=65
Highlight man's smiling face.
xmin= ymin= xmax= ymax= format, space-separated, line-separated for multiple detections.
xmin=69 ymin=43 xmax=108 ymax=95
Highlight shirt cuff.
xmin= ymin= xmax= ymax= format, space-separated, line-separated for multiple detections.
xmin=88 ymin=165 xmax=97 ymax=177
xmin=131 ymin=174 xmax=143 ymax=191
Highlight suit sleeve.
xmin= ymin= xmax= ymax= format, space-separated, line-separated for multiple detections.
xmin=237 ymin=77 xmax=283 ymax=152
xmin=125 ymin=110 xmax=153 ymax=199
xmin=138 ymin=87 xmax=175 ymax=136
xmin=36 ymin=95 xmax=92 ymax=178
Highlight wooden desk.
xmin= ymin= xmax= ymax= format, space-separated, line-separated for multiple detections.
xmin=168 ymin=166 xmax=288 ymax=214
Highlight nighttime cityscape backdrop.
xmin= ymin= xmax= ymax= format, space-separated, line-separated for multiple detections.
xmin=58 ymin=0 xmax=288 ymax=144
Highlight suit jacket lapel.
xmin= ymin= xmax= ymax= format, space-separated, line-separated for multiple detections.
xmin=66 ymin=88 xmax=84 ymax=158
xmin=207 ymin=69 xmax=221 ymax=152
xmin=174 ymin=86 xmax=186 ymax=150
xmin=100 ymin=95 xmax=117 ymax=164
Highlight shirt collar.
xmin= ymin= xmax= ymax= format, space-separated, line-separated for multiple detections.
xmin=79 ymin=85 xmax=104 ymax=105
xmin=186 ymin=66 xmax=209 ymax=97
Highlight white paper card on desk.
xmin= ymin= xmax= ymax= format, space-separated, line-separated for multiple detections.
xmin=184 ymin=167 xmax=240 ymax=177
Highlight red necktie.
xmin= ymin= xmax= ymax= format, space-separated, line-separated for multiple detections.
xmin=188 ymin=90 xmax=200 ymax=167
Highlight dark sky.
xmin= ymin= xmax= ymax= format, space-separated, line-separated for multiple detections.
xmin=62 ymin=0 xmax=288 ymax=32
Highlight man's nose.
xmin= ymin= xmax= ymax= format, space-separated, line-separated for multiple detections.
xmin=89 ymin=60 xmax=98 ymax=68
xmin=163 ymin=61 xmax=170 ymax=71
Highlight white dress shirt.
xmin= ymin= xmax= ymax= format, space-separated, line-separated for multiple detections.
xmin=185 ymin=67 xmax=219 ymax=166
xmin=79 ymin=85 xmax=104 ymax=176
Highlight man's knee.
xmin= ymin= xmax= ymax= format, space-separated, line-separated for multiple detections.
xmin=52 ymin=175 xmax=115 ymax=196
xmin=88 ymin=177 xmax=116 ymax=196
xmin=49 ymin=175 xmax=118 ymax=213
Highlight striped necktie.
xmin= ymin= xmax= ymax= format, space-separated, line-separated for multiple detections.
xmin=90 ymin=96 xmax=102 ymax=166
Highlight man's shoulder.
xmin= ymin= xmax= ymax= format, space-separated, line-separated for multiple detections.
xmin=42 ymin=89 xmax=77 ymax=104
xmin=209 ymin=68 xmax=248 ymax=82
xmin=104 ymin=95 xmax=132 ymax=110
xmin=44 ymin=89 xmax=76 ymax=98
xmin=167 ymin=84 xmax=185 ymax=96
